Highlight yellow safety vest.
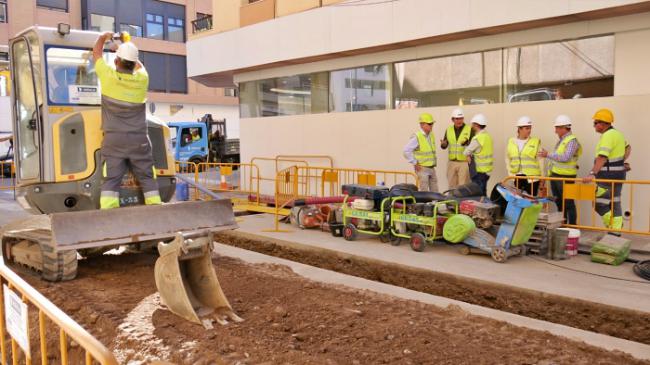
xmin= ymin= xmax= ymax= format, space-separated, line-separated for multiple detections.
xmin=414 ymin=130 xmax=436 ymax=167
xmin=507 ymin=137 xmax=541 ymax=176
xmin=595 ymin=128 xmax=626 ymax=172
xmin=550 ymin=134 xmax=582 ymax=176
xmin=446 ymin=125 xmax=471 ymax=161
xmin=95 ymin=58 xmax=148 ymax=104
xmin=473 ymin=132 xmax=493 ymax=173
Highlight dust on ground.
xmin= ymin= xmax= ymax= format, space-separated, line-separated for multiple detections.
xmin=16 ymin=251 xmax=649 ymax=365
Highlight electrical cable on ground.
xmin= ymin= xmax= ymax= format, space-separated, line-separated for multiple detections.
xmin=524 ymin=255 xmax=650 ymax=284
xmin=633 ymin=260 xmax=650 ymax=281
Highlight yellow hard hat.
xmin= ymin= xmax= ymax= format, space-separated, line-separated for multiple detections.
xmin=418 ymin=113 xmax=434 ymax=124
xmin=593 ymin=108 xmax=614 ymax=124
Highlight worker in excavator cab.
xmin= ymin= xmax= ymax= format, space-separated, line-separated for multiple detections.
xmin=582 ymin=108 xmax=631 ymax=234
xmin=403 ymin=112 xmax=439 ymax=192
xmin=92 ymin=32 xmax=161 ymax=209
xmin=505 ymin=116 xmax=542 ymax=196
xmin=191 ymin=127 xmax=201 ymax=142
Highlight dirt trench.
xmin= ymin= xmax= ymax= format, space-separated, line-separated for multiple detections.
xmin=213 ymin=231 xmax=650 ymax=345
xmin=12 ymin=251 xmax=648 ymax=365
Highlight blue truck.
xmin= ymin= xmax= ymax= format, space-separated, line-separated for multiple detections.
xmin=168 ymin=114 xmax=240 ymax=165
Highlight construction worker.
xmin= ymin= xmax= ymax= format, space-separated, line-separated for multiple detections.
xmin=92 ymin=32 xmax=161 ymax=209
xmin=440 ymin=108 xmax=473 ymax=188
xmin=463 ymin=114 xmax=493 ymax=196
xmin=191 ymin=128 xmax=201 ymax=142
xmin=582 ymin=109 xmax=631 ymax=232
xmin=403 ymin=113 xmax=438 ymax=192
xmin=538 ymin=115 xmax=581 ymax=225
xmin=505 ymin=116 xmax=542 ymax=196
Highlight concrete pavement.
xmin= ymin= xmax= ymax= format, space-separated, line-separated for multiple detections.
xmin=235 ymin=213 xmax=650 ymax=313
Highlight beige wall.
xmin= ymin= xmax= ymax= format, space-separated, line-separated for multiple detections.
xmin=240 ymin=94 xmax=650 ymax=231
xmin=240 ymin=0 xmax=275 ymax=27
xmin=275 ymin=0 xmax=320 ymax=18
xmin=614 ymin=28 xmax=650 ymax=96
xmin=212 ymin=0 xmax=241 ymax=33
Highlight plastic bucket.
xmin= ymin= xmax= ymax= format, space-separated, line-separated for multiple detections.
xmin=567 ymin=229 xmax=580 ymax=256
xmin=175 ymin=181 xmax=189 ymax=201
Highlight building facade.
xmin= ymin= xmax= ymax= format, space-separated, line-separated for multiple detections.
xmin=187 ymin=0 xmax=650 ymax=230
xmin=0 ymin=0 xmax=239 ymax=138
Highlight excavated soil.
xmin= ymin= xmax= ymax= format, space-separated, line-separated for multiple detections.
xmin=12 ymin=251 xmax=649 ymax=365
xmin=214 ymin=231 xmax=650 ymax=345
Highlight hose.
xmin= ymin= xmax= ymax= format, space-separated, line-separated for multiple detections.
xmin=633 ymin=260 xmax=650 ymax=281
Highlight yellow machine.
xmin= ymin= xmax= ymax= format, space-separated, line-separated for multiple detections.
xmin=1 ymin=25 xmax=241 ymax=325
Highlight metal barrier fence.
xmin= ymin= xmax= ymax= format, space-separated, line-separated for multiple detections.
xmin=268 ymin=165 xmax=418 ymax=231
xmin=502 ymin=175 xmax=650 ymax=236
xmin=0 ymin=161 xmax=15 ymax=191
xmin=195 ymin=162 xmax=261 ymax=204
xmin=0 ymin=261 xmax=118 ymax=365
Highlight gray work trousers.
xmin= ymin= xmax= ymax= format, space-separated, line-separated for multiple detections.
xmin=101 ymin=132 xmax=159 ymax=195
xmin=417 ymin=166 xmax=439 ymax=192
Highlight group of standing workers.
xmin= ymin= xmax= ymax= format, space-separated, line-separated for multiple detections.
xmin=403 ymin=108 xmax=631 ymax=232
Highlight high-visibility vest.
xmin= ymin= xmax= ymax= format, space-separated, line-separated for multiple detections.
xmin=445 ymin=125 xmax=471 ymax=161
xmin=550 ymin=134 xmax=582 ymax=176
xmin=414 ymin=130 xmax=436 ymax=167
xmin=595 ymin=128 xmax=626 ymax=172
xmin=473 ymin=132 xmax=493 ymax=173
xmin=507 ymin=137 xmax=541 ymax=176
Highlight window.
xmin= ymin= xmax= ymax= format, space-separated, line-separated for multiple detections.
xmin=330 ymin=65 xmax=390 ymax=112
xmin=37 ymin=0 xmax=68 ymax=12
xmin=140 ymin=52 xmax=187 ymax=94
xmin=239 ymin=72 xmax=328 ymax=118
xmin=90 ymin=14 xmax=115 ymax=32
xmin=504 ymin=35 xmax=614 ymax=102
xmin=120 ymin=24 xmax=143 ymax=37
xmin=224 ymin=88 xmax=238 ymax=97
xmin=45 ymin=47 xmax=102 ymax=105
xmin=167 ymin=17 xmax=184 ymax=43
xmin=393 ymin=50 xmax=502 ymax=108
xmin=0 ymin=0 xmax=6 ymax=23
xmin=146 ymin=13 xmax=164 ymax=40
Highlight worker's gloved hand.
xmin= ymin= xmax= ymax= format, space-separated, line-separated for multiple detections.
xmin=624 ymin=162 xmax=631 ymax=171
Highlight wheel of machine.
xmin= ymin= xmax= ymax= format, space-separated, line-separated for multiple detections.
xmin=389 ymin=233 xmax=402 ymax=246
xmin=410 ymin=233 xmax=426 ymax=252
xmin=343 ymin=224 xmax=358 ymax=241
xmin=41 ymin=245 xmax=78 ymax=282
xmin=491 ymin=246 xmax=508 ymax=263
xmin=459 ymin=245 xmax=471 ymax=255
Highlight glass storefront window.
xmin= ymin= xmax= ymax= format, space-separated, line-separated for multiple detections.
xmin=329 ymin=65 xmax=390 ymax=112
xmin=505 ymin=35 xmax=614 ymax=102
xmin=393 ymin=50 xmax=502 ymax=108
xmin=239 ymin=72 xmax=328 ymax=118
xmin=90 ymin=14 xmax=115 ymax=32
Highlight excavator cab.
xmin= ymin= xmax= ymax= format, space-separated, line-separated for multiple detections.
xmin=3 ymin=26 xmax=240 ymax=326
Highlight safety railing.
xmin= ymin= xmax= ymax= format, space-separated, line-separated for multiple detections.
xmin=268 ymin=165 xmax=418 ymax=232
xmin=195 ymin=162 xmax=261 ymax=205
xmin=0 ymin=261 xmax=118 ymax=365
xmin=502 ymin=175 xmax=650 ymax=236
xmin=0 ymin=161 xmax=15 ymax=191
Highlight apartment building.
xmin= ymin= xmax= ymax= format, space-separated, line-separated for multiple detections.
xmin=0 ymin=0 xmax=239 ymax=137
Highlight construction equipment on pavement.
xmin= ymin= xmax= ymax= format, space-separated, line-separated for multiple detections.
xmin=389 ymin=197 xmax=458 ymax=252
xmin=460 ymin=184 xmax=549 ymax=262
xmin=3 ymin=25 xmax=239 ymax=325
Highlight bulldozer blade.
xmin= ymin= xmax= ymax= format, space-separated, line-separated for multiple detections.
xmin=155 ymin=233 xmax=242 ymax=325
xmin=49 ymin=200 xmax=237 ymax=250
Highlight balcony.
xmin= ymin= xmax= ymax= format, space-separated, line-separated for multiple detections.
xmin=191 ymin=14 xmax=213 ymax=34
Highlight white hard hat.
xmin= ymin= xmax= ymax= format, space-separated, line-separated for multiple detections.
xmin=451 ymin=108 xmax=464 ymax=119
xmin=553 ymin=114 xmax=572 ymax=127
xmin=116 ymin=42 xmax=139 ymax=62
xmin=516 ymin=116 xmax=532 ymax=127
xmin=470 ymin=113 xmax=487 ymax=126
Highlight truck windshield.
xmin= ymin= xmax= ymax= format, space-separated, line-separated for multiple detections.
xmin=45 ymin=47 xmax=116 ymax=106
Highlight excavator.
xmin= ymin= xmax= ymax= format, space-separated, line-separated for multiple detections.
xmin=0 ymin=25 xmax=241 ymax=326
